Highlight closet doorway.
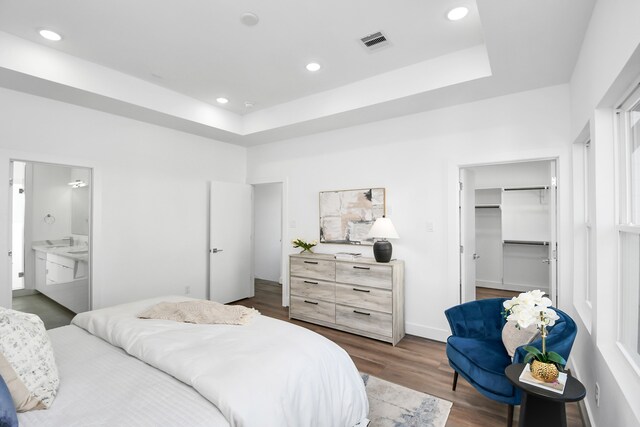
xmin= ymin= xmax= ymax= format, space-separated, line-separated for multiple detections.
xmin=460 ymin=160 xmax=557 ymax=304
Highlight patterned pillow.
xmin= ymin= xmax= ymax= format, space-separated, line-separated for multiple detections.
xmin=0 ymin=308 xmax=59 ymax=411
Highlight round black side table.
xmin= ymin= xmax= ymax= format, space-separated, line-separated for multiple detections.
xmin=506 ymin=363 xmax=586 ymax=427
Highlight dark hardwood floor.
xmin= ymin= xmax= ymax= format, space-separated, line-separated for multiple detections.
xmin=476 ymin=286 xmax=520 ymax=300
xmin=233 ymin=280 xmax=585 ymax=427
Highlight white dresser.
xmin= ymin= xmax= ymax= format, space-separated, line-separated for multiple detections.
xmin=289 ymin=253 xmax=405 ymax=345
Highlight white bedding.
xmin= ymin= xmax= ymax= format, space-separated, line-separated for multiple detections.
xmin=72 ymin=296 xmax=369 ymax=427
xmin=18 ymin=325 xmax=229 ymax=427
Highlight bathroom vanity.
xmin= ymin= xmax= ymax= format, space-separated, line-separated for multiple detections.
xmin=32 ymin=239 xmax=89 ymax=313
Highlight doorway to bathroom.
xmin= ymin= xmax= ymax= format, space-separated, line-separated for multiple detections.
xmin=9 ymin=160 xmax=92 ymax=329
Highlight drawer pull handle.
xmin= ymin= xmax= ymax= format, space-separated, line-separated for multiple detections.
xmin=304 ymin=261 xmax=319 ymax=265
xmin=353 ymin=266 xmax=370 ymax=270
xmin=304 ymin=300 xmax=319 ymax=305
xmin=353 ymin=310 xmax=371 ymax=316
xmin=304 ymin=280 xmax=318 ymax=285
xmin=352 ymin=288 xmax=370 ymax=293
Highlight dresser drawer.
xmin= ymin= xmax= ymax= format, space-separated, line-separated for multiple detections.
xmin=336 ymin=262 xmax=392 ymax=289
xmin=290 ymin=257 xmax=336 ymax=281
xmin=335 ymin=304 xmax=392 ymax=337
xmin=290 ymin=277 xmax=335 ymax=302
xmin=335 ymin=283 xmax=391 ymax=313
xmin=290 ymin=296 xmax=335 ymax=323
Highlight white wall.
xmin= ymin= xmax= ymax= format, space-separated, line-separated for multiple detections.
xmin=254 ymin=183 xmax=282 ymax=283
xmin=248 ymin=84 xmax=572 ymax=341
xmin=0 ymin=87 xmax=246 ymax=309
xmin=471 ymin=161 xmax=550 ymax=189
xmin=567 ymin=0 xmax=640 ymax=425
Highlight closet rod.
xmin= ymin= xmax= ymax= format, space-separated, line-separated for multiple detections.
xmin=503 ymin=186 xmax=548 ymax=191
xmin=503 ymin=240 xmax=549 ymax=246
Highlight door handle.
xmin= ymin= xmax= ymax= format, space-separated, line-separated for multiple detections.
xmin=210 ymin=248 xmax=224 ymax=254
xmin=542 ymin=259 xmax=551 ymax=264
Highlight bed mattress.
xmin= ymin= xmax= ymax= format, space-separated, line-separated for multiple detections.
xmin=17 ymin=325 xmax=229 ymax=427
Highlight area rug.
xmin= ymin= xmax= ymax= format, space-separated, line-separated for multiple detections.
xmin=363 ymin=373 xmax=452 ymax=427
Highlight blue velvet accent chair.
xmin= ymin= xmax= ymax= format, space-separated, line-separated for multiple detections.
xmin=0 ymin=375 xmax=18 ymax=427
xmin=444 ymin=298 xmax=577 ymax=427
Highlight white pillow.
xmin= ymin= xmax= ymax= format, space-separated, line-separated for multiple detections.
xmin=501 ymin=320 xmax=539 ymax=358
xmin=0 ymin=308 xmax=59 ymax=411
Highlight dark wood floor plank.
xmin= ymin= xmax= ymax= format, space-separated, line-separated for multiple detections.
xmin=235 ymin=280 xmax=584 ymax=427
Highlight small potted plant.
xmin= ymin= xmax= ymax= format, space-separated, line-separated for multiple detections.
xmin=292 ymin=238 xmax=317 ymax=253
xmin=503 ymin=290 xmax=566 ymax=382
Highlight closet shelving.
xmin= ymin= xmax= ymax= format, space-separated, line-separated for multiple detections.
xmin=475 ymin=186 xmax=551 ymax=292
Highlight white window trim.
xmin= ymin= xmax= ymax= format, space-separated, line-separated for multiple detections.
xmin=572 ymin=127 xmax=593 ymax=331
xmin=614 ymin=81 xmax=640 ymax=375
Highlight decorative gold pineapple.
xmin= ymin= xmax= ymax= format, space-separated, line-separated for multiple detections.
xmin=530 ymin=360 xmax=559 ymax=383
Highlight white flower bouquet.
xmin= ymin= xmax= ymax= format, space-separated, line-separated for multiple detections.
xmin=503 ymin=290 xmax=566 ymax=370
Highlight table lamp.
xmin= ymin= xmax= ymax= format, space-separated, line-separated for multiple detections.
xmin=367 ymin=217 xmax=399 ymax=263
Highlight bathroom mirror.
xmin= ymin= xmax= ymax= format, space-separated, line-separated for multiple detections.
xmin=70 ymin=167 xmax=91 ymax=236
xmin=71 ymin=185 xmax=90 ymax=236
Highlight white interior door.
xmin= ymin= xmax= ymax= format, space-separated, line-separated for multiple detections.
xmin=548 ymin=161 xmax=558 ymax=305
xmin=10 ymin=161 xmax=26 ymax=291
xmin=460 ymin=169 xmax=477 ymax=302
xmin=209 ymin=181 xmax=253 ymax=304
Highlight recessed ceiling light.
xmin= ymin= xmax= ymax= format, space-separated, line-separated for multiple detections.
xmin=240 ymin=12 xmax=259 ymax=26
xmin=216 ymin=97 xmax=229 ymax=104
xmin=39 ymin=29 xmax=62 ymax=41
xmin=306 ymin=62 xmax=321 ymax=72
xmin=447 ymin=7 xmax=469 ymax=21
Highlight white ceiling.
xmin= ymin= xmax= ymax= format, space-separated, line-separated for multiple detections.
xmin=0 ymin=0 xmax=596 ymax=145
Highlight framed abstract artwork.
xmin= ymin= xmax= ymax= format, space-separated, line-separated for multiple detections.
xmin=319 ymin=188 xmax=386 ymax=245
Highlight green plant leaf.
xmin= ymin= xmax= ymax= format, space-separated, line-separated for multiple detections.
xmin=546 ymin=351 xmax=567 ymax=367
xmin=523 ymin=346 xmax=542 ymax=357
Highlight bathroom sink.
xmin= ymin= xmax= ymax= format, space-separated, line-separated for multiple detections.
xmin=68 ymin=250 xmax=88 ymax=255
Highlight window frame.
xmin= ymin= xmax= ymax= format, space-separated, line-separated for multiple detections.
xmin=615 ymin=81 xmax=640 ymax=374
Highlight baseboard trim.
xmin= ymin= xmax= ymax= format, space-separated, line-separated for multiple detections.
xmin=569 ymin=360 xmax=594 ymax=427
xmin=405 ymin=323 xmax=449 ymax=343
xmin=476 ymin=280 xmax=502 ymax=288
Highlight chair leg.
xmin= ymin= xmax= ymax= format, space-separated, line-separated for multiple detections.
xmin=507 ymin=404 xmax=514 ymax=427
xmin=452 ymin=371 xmax=459 ymax=391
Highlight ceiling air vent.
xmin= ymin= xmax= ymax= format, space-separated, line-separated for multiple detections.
xmin=360 ymin=31 xmax=389 ymax=51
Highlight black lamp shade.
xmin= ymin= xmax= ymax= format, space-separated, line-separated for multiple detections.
xmin=373 ymin=240 xmax=393 ymax=263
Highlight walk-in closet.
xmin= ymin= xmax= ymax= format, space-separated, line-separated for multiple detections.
xmin=471 ymin=161 xmax=556 ymax=297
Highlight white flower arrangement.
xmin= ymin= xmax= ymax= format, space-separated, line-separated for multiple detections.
xmin=503 ymin=289 xmax=559 ymax=330
xmin=502 ymin=290 xmax=565 ymax=367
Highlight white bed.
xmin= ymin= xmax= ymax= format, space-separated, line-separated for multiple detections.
xmin=17 ymin=296 xmax=369 ymax=427
xmin=18 ymin=325 xmax=229 ymax=427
